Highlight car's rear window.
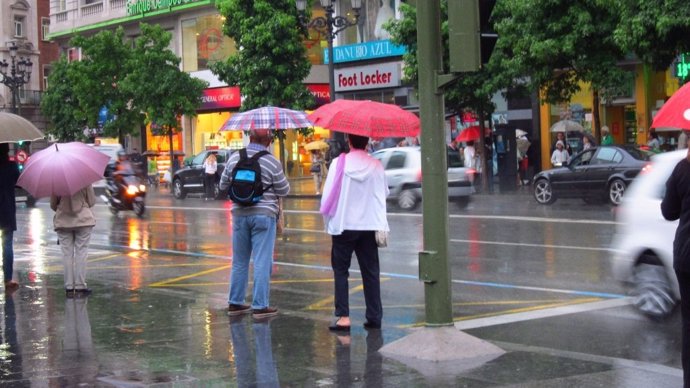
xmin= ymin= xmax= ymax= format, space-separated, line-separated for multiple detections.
xmin=447 ymin=150 xmax=463 ymax=168
xmin=625 ymin=147 xmax=653 ymax=161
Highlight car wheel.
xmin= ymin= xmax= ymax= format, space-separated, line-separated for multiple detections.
xmin=533 ymin=179 xmax=555 ymax=205
xmin=25 ymin=196 xmax=36 ymax=207
xmin=609 ymin=179 xmax=626 ymax=206
xmin=632 ymin=262 xmax=676 ymax=319
xmin=213 ymin=181 xmax=221 ymax=200
xmin=172 ymin=179 xmax=187 ymax=199
xmin=397 ymin=189 xmax=419 ymax=211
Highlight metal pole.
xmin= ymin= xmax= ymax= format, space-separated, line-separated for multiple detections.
xmin=326 ymin=5 xmax=347 ymax=158
xmin=417 ymin=0 xmax=453 ymax=326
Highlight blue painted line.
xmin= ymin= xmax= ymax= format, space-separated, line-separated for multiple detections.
xmin=93 ymin=244 xmax=626 ymax=299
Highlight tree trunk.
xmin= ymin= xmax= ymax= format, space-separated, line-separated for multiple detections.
xmin=477 ymin=108 xmax=489 ymax=193
xmin=169 ymin=130 xmax=175 ymax=173
xmin=592 ymin=89 xmax=601 ymax=142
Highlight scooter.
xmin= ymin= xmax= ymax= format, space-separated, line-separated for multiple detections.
xmin=101 ymin=173 xmax=147 ymax=217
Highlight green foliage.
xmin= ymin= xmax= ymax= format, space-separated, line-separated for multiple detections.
xmin=211 ymin=0 xmax=315 ymax=118
xmin=614 ymin=0 xmax=690 ymax=71
xmin=40 ymin=57 xmax=87 ymax=142
xmin=41 ymin=24 xmax=206 ymax=143
xmin=385 ymin=1 xmax=495 ymax=118
xmin=488 ymin=0 xmax=631 ymax=105
xmin=70 ymin=27 xmax=143 ymax=141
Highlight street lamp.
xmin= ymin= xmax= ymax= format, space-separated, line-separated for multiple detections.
xmin=0 ymin=42 xmax=33 ymax=114
xmin=297 ymin=0 xmax=361 ymax=156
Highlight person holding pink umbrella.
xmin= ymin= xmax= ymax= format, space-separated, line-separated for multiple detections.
xmin=50 ymin=184 xmax=96 ymax=296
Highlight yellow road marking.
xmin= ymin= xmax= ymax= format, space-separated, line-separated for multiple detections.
xmin=150 ymin=265 xmax=232 ymax=287
xmin=305 ymin=298 xmax=593 ymax=311
xmin=398 ymin=297 xmax=602 ymax=328
xmin=157 ymin=278 xmax=338 ymax=287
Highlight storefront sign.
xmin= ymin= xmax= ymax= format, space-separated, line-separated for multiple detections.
xmin=199 ymin=86 xmax=241 ymax=111
xmin=126 ymin=0 xmax=205 ymax=17
xmin=325 ymin=40 xmax=407 ymax=64
xmin=307 ymin=84 xmax=330 ymax=106
xmin=334 ymin=62 xmax=401 ymax=92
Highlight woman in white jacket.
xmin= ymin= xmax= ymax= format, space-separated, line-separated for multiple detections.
xmin=320 ymin=134 xmax=389 ymax=332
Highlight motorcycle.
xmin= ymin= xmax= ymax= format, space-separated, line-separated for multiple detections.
xmin=101 ymin=173 xmax=147 ymax=217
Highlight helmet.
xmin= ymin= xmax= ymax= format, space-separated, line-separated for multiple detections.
xmin=117 ymin=150 xmax=128 ymax=161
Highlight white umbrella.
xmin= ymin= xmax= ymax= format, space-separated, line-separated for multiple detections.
xmin=0 ymin=112 xmax=44 ymax=144
xmin=550 ymin=120 xmax=584 ymax=133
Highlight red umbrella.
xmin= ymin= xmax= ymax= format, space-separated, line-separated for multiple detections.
xmin=455 ymin=126 xmax=481 ymax=142
xmin=307 ymin=99 xmax=420 ymax=138
xmin=17 ymin=142 xmax=110 ymax=198
xmin=652 ymin=82 xmax=690 ymax=130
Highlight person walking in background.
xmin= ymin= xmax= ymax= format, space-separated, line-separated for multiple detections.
xmin=661 ymin=134 xmax=690 ymax=388
xmin=202 ymin=153 xmax=218 ymax=200
xmin=50 ymin=184 xmax=96 ymax=297
xmin=0 ymin=143 xmax=20 ymax=292
xmin=310 ymin=150 xmax=327 ymax=195
xmin=219 ymin=129 xmax=290 ymax=319
xmin=601 ymin=126 xmax=614 ymax=145
xmin=648 ymin=131 xmax=661 ymax=151
xmin=582 ymin=135 xmax=593 ymax=151
xmin=320 ymin=134 xmax=389 ymax=332
xmin=147 ymin=158 xmax=159 ymax=188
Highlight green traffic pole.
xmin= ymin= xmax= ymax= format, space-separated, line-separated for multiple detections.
xmin=417 ymin=0 xmax=453 ymax=326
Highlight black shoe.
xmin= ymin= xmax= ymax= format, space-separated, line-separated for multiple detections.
xmin=363 ymin=321 xmax=381 ymax=330
xmin=328 ymin=318 xmax=351 ymax=332
xmin=74 ymin=288 xmax=92 ymax=297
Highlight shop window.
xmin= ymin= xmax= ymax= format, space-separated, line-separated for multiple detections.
xmin=181 ymin=15 xmax=237 ymax=72
xmin=340 ymin=0 xmax=400 ymax=45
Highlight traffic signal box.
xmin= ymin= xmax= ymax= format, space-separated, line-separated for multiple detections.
xmin=448 ymin=0 xmax=497 ymax=73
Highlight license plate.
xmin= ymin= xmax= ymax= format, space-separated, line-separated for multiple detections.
xmin=16 ymin=196 xmax=27 ymax=201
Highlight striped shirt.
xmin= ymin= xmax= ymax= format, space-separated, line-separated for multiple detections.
xmin=219 ymin=143 xmax=290 ymax=216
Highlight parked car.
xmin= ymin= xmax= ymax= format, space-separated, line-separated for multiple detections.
xmin=533 ymin=145 xmax=652 ymax=206
xmin=371 ymin=146 xmax=474 ymax=211
xmin=610 ymin=149 xmax=685 ymax=318
xmin=172 ymin=149 xmax=234 ymax=199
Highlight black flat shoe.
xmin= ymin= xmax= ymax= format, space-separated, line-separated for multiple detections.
xmin=328 ymin=318 xmax=351 ymax=332
xmin=363 ymin=321 xmax=381 ymax=329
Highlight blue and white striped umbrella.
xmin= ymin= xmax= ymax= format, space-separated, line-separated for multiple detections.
xmin=220 ymin=106 xmax=312 ymax=131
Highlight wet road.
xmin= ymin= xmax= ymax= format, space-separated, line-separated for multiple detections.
xmin=2 ymin=186 xmax=682 ymax=386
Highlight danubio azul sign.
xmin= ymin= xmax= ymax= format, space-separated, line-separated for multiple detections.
xmin=325 ymin=40 xmax=407 ymax=64
xmin=126 ymin=0 xmax=204 ymax=16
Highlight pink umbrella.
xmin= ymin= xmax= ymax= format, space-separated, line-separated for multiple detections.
xmin=17 ymin=142 xmax=111 ymax=198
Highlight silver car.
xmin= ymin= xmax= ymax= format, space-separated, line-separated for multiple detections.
xmin=610 ymin=149 xmax=684 ymax=318
xmin=372 ymin=146 xmax=474 ymax=211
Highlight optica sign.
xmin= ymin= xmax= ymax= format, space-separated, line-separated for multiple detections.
xmin=126 ymin=0 xmax=205 ymax=16
xmin=199 ymin=86 xmax=241 ymax=111
xmin=334 ymin=62 xmax=401 ymax=92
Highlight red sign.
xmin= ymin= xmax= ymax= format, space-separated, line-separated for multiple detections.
xmin=307 ymin=84 xmax=330 ymax=107
xmin=16 ymin=150 xmax=27 ymax=163
xmin=199 ymin=86 xmax=241 ymax=111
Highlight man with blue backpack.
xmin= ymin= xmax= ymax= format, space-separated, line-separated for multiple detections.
xmin=219 ymin=129 xmax=290 ymax=320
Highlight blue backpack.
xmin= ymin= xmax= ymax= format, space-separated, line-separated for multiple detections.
xmin=228 ymin=149 xmax=271 ymax=206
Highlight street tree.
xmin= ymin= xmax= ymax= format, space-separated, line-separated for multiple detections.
xmin=69 ymin=28 xmax=143 ymax=145
xmin=385 ymin=1 xmax=496 ymax=189
xmin=613 ymin=1 xmax=690 ymax=73
xmin=121 ymin=23 xmax=208 ymax=171
xmin=211 ymin=0 xmax=315 ymax=167
xmin=40 ymin=57 xmax=87 ymax=141
xmin=488 ymin=0 xmax=631 ymax=141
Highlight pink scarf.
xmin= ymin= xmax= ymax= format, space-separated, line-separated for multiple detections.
xmin=320 ymin=153 xmax=346 ymax=217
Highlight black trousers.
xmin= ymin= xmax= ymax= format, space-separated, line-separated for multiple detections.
xmin=677 ymin=269 xmax=690 ymax=388
xmin=204 ymin=173 xmax=215 ymax=198
xmin=331 ymin=230 xmax=382 ymax=325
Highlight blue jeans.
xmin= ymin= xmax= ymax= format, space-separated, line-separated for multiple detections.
xmin=1 ymin=228 xmax=13 ymax=283
xmin=229 ymin=215 xmax=276 ymax=309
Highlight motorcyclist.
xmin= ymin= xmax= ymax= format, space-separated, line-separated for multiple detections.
xmin=112 ymin=151 xmax=135 ymax=199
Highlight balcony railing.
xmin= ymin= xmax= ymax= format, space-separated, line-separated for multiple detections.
xmin=110 ymin=0 xmax=126 ymax=9
xmin=82 ymin=1 xmax=104 ymax=17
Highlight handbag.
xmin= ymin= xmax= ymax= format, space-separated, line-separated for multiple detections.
xmin=310 ymin=163 xmax=321 ymax=174
xmin=375 ymin=230 xmax=389 ymax=248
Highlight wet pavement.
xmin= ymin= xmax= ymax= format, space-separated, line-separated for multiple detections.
xmin=0 ymin=178 xmax=683 ymax=387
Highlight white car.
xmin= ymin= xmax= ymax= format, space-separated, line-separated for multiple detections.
xmin=610 ymin=149 xmax=685 ymax=318
xmin=371 ymin=146 xmax=474 ymax=210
